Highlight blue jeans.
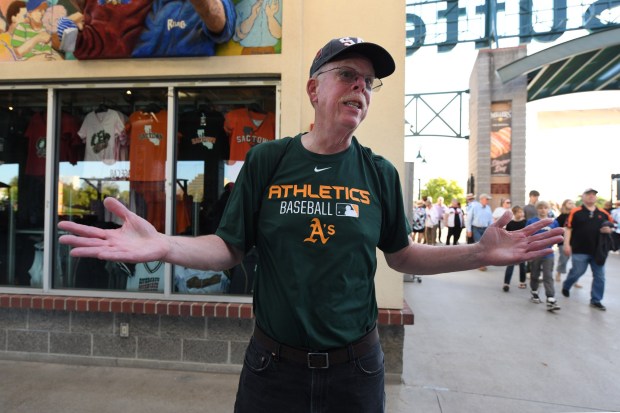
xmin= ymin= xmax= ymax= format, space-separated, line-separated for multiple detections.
xmin=234 ymin=337 xmax=385 ymax=413
xmin=472 ymin=226 xmax=487 ymax=243
xmin=563 ymin=253 xmax=606 ymax=304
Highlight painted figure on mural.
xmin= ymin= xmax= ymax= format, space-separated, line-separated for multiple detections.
xmin=0 ymin=0 xmax=236 ymax=60
xmin=9 ymin=0 xmax=62 ymax=60
xmin=0 ymin=0 xmax=76 ymax=60
xmin=0 ymin=7 xmax=15 ymax=60
xmin=56 ymin=0 xmax=154 ymax=59
xmin=131 ymin=0 xmax=236 ymax=57
xmin=233 ymin=0 xmax=281 ymax=55
xmin=54 ymin=0 xmax=236 ymax=59
xmin=3 ymin=1 xmax=27 ymax=35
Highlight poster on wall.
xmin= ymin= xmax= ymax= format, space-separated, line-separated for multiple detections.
xmin=0 ymin=0 xmax=281 ymax=62
xmin=490 ymin=101 xmax=512 ymax=176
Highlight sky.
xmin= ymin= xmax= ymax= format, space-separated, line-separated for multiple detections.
xmin=404 ymin=30 xmax=620 ymax=206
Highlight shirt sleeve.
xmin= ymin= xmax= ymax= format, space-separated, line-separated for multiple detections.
xmin=372 ymin=155 xmax=411 ymax=253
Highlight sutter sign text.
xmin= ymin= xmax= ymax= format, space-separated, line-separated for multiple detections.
xmin=406 ymin=0 xmax=620 ymax=54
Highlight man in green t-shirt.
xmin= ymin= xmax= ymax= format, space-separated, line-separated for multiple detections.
xmin=59 ymin=37 xmax=564 ymax=413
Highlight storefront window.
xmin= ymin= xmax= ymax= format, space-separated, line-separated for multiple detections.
xmin=172 ymin=86 xmax=276 ymax=296
xmin=0 ymin=90 xmax=48 ymax=288
xmin=0 ymin=83 xmax=277 ymax=297
xmin=56 ymin=88 xmax=168 ymax=291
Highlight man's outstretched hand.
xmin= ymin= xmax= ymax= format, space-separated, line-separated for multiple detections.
xmin=58 ymin=197 xmax=169 ymax=263
xmin=479 ymin=211 xmax=564 ymax=266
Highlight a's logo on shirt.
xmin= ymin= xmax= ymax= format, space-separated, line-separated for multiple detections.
xmin=304 ymin=218 xmax=335 ymax=245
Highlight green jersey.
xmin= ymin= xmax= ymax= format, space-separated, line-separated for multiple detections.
xmin=216 ymin=134 xmax=410 ymax=349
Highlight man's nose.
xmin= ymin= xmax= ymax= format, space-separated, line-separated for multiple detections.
xmin=351 ymin=74 xmax=367 ymax=91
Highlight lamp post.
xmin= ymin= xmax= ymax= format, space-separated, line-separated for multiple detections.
xmin=418 ymin=178 xmax=421 ymax=200
xmin=415 ymin=150 xmax=427 ymax=200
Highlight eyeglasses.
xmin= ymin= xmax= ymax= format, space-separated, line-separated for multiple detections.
xmin=315 ymin=66 xmax=383 ymax=92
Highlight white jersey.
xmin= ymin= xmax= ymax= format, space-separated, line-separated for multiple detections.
xmin=78 ymin=109 xmax=128 ymax=165
xmin=126 ymin=261 xmax=164 ymax=292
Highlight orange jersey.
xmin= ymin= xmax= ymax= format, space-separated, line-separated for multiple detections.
xmin=224 ymin=108 xmax=275 ymax=161
xmin=127 ymin=110 xmax=167 ymax=181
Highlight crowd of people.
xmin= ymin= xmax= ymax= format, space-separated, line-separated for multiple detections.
xmin=411 ymin=188 xmax=619 ymax=311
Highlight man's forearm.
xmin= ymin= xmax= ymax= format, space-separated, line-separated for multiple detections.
xmin=190 ymin=0 xmax=227 ymax=33
xmin=163 ymin=233 xmax=243 ymax=271
xmin=386 ymin=241 xmax=485 ymax=275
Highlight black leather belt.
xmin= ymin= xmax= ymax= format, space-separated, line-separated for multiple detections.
xmin=252 ymin=325 xmax=379 ymax=369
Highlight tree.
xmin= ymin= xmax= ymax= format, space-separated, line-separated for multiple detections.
xmin=421 ymin=177 xmax=465 ymax=204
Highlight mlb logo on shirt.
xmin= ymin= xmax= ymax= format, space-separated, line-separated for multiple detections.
xmin=336 ymin=203 xmax=359 ymax=218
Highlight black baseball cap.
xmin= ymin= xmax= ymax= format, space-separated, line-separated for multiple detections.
xmin=309 ymin=37 xmax=395 ymax=79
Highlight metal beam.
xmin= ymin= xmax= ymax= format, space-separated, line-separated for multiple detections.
xmin=497 ymin=27 xmax=620 ymax=83
xmin=404 ymin=90 xmax=469 ymax=139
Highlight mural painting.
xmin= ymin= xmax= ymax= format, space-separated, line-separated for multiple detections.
xmin=0 ymin=0 xmax=282 ymax=62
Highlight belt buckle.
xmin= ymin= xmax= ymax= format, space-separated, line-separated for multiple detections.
xmin=307 ymin=352 xmax=329 ymax=369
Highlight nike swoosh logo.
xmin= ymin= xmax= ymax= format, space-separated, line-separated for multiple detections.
xmin=314 ymin=166 xmax=332 ymax=173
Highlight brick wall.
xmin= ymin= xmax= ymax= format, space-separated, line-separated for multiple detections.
xmin=0 ymin=295 xmax=413 ymax=381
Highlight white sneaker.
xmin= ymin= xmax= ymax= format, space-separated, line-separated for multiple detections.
xmin=546 ymin=297 xmax=561 ymax=311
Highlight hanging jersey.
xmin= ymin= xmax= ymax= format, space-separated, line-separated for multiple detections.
xmin=224 ymin=108 xmax=275 ymax=161
xmin=59 ymin=112 xmax=83 ymax=165
xmin=23 ymin=111 xmax=82 ymax=175
xmin=127 ymin=110 xmax=167 ymax=181
xmin=177 ymin=110 xmax=227 ymax=162
xmin=23 ymin=112 xmax=47 ymax=176
xmin=126 ymin=261 xmax=164 ymax=292
xmin=79 ymin=109 xmax=128 ymax=165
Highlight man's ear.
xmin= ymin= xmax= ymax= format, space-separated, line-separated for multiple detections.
xmin=307 ymin=77 xmax=318 ymax=105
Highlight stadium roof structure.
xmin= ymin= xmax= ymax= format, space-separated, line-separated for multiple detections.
xmin=496 ymin=26 xmax=620 ymax=102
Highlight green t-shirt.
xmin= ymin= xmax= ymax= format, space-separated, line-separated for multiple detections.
xmin=216 ymin=134 xmax=410 ymax=349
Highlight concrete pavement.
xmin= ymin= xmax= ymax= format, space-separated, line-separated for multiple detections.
xmin=394 ymin=251 xmax=620 ymax=413
xmin=1 ymin=252 xmax=619 ymax=412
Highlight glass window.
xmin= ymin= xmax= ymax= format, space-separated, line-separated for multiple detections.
xmin=0 ymin=83 xmax=278 ymax=296
xmin=44 ymin=83 xmax=278 ymax=296
xmin=56 ymin=88 xmax=168 ymax=292
xmin=0 ymin=90 xmax=48 ymax=288
xmin=172 ymin=86 xmax=276 ymax=296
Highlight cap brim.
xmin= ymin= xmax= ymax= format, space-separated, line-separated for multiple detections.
xmin=315 ymin=42 xmax=395 ymax=79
